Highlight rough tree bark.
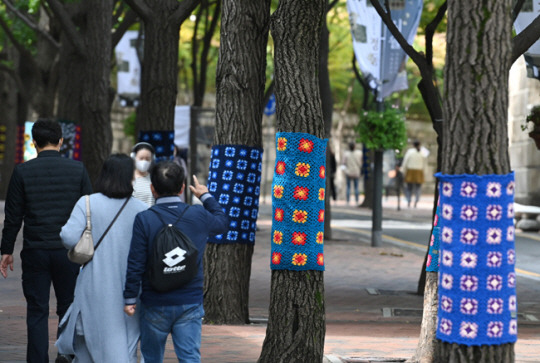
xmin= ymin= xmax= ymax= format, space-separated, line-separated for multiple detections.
xmin=258 ymin=1 xmax=327 ymax=362
xmin=437 ymin=1 xmax=514 ymax=361
xmin=203 ymin=0 xmax=271 ymax=325
xmin=49 ymin=0 xmax=113 ymax=181
xmin=124 ymin=0 xmax=199 ymax=133
xmin=0 ymin=46 xmax=20 ymax=199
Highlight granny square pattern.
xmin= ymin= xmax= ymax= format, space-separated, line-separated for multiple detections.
xmin=138 ymin=130 xmax=175 ymax=162
xmin=207 ymin=145 xmax=263 ymax=244
xmin=426 ymin=199 xmax=441 ymax=272
xmin=436 ymin=172 xmax=517 ymax=346
xmin=270 ymin=132 xmax=327 ymax=271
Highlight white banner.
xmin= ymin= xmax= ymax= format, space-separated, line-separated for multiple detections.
xmin=115 ymin=30 xmax=141 ymax=101
xmin=347 ymin=0 xmax=423 ymax=98
xmin=347 ymin=0 xmax=382 ymax=84
xmin=174 ymin=106 xmax=191 ymax=148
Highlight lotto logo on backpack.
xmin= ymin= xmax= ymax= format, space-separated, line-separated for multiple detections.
xmin=163 ymin=247 xmax=187 ymax=273
xmin=148 ymin=208 xmax=199 ymax=292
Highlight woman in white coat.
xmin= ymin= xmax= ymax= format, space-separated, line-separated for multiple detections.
xmin=56 ymin=154 xmax=147 ymax=362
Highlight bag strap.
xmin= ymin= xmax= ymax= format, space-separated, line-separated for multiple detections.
xmin=84 ymin=195 xmax=91 ymax=230
xmin=94 ymin=197 xmax=130 ymax=252
xmin=150 ymin=205 xmax=190 ymax=227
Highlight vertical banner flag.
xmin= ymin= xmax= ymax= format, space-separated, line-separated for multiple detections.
xmin=115 ymin=30 xmax=141 ymax=106
xmin=514 ymin=2 xmax=540 ymax=79
xmin=347 ymin=0 xmax=423 ymax=98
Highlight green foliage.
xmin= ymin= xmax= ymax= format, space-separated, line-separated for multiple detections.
xmin=523 ymin=105 xmax=540 ymax=131
xmin=123 ymin=111 xmax=136 ymax=139
xmin=355 ymin=107 xmax=407 ymax=153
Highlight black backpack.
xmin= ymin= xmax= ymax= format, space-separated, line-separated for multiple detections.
xmin=147 ymin=207 xmax=199 ymax=293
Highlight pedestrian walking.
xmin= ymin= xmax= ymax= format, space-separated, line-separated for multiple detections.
xmin=401 ymin=140 xmax=427 ymax=208
xmin=56 ymin=154 xmax=148 ymax=362
xmin=131 ymin=142 xmax=155 ymax=206
xmin=123 ymin=162 xmax=228 ymax=362
xmin=341 ymin=142 xmax=362 ymax=204
xmin=0 ymin=118 xmax=92 ymax=363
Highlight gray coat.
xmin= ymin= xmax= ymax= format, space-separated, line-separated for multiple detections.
xmin=56 ymin=194 xmax=147 ymax=363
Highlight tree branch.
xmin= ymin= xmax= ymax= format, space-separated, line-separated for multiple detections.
xmin=171 ymin=0 xmax=200 ymax=24
xmin=0 ymin=13 xmax=30 ymax=55
xmin=111 ymin=8 xmax=138 ymax=49
xmin=368 ymin=0 xmax=426 ymax=71
xmin=425 ymin=1 xmax=447 ymax=67
xmin=44 ymin=0 xmax=86 ymax=56
xmin=2 ymin=0 xmax=60 ymax=49
xmin=513 ymin=0 xmax=525 ymax=23
xmin=328 ymin=0 xmax=338 ymax=11
xmin=123 ymin=0 xmax=152 ymax=20
xmin=512 ymin=14 xmax=540 ymax=64
xmin=352 ymin=55 xmax=371 ymax=111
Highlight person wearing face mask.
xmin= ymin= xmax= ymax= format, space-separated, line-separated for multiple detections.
xmin=131 ymin=142 xmax=155 ymax=206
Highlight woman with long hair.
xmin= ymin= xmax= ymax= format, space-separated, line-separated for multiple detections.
xmin=56 ymin=154 xmax=148 ymax=362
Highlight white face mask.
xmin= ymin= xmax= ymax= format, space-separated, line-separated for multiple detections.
xmin=135 ymin=160 xmax=151 ymax=173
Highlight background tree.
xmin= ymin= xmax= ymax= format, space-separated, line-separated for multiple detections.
xmin=203 ymin=0 xmax=270 ymax=324
xmin=438 ymin=0 xmax=513 ymax=359
xmin=258 ymin=0 xmax=327 ymax=361
xmin=124 ymin=0 xmax=199 ymax=133
xmin=47 ymin=0 xmax=114 ymax=180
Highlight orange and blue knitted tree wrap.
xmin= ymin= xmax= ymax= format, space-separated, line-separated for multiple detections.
xmin=436 ymin=172 xmax=517 ymax=346
xmin=270 ymin=132 xmax=327 ymax=271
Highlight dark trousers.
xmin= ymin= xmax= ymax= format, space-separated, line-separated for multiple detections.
xmin=21 ymin=248 xmax=79 ymax=363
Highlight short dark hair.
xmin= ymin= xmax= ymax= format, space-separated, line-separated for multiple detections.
xmin=32 ymin=118 xmax=62 ymax=148
xmin=151 ymin=161 xmax=185 ymax=197
xmin=94 ymin=154 xmax=134 ymax=198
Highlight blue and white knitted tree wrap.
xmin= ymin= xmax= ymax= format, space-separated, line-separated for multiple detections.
xmin=435 ymin=172 xmax=517 ymax=346
xmin=426 ymin=200 xmax=441 ymax=272
xmin=138 ymin=130 xmax=175 ymax=162
xmin=207 ymin=145 xmax=263 ymax=244
xmin=270 ymin=132 xmax=327 ymax=271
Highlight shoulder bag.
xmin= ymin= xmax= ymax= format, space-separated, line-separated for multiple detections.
xmin=68 ymin=196 xmax=130 ymax=265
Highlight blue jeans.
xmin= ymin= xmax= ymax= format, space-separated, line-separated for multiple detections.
xmin=346 ymin=176 xmax=359 ymax=203
xmin=140 ymin=302 xmax=204 ymax=363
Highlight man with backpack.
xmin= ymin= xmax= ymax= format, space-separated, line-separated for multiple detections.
xmin=123 ymin=161 xmax=228 ymax=362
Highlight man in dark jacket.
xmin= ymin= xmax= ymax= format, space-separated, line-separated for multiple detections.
xmin=0 ymin=119 xmax=92 ymax=363
xmin=124 ymin=161 xmax=228 ymax=362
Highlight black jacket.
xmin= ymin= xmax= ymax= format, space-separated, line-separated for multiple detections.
xmin=1 ymin=150 xmax=93 ymax=254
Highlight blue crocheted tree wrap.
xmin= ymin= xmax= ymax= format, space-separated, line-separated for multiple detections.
xmin=207 ymin=145 xmax=263 ymax=244
xmin=426 ymin=200 xmax=441 ymax=272
xmin=270 ymin=132 xmax=328 ymax=271
xmin=435 ymin=172 xmax=517 ymax=346
xmin=138 ymin=130 xmax=175 ymax=162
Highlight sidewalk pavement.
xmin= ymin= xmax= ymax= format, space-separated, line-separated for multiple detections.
xmin=1 ymin=197 xmax=539 ymax=362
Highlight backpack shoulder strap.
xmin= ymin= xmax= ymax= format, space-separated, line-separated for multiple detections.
xmin=150 ymin=205 xmax=190 ymax=226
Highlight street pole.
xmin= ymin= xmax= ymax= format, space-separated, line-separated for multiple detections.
xmin=371 ymin=96 xmax=384 ymax=247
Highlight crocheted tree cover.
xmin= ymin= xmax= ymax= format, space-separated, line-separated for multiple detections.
xmin=138 ymin=130 xmax=175 ymax=161
xmin=435 ymin=173 xmax=517 ymax=346
xmin=270 ymin=132 xmax=327 ymax=271
xmin=426 ymin=199 xmax=441 ymax=272
xmin=207 ymin=145 xmax=263 ymax=244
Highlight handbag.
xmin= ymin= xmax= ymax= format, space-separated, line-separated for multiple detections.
xmin=68 ymin=196 xmax=130 ymax=265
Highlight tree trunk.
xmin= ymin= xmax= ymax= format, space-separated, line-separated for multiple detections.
xmin=437 ymin=1 xmax=513 ymax=361
xmin=55 ymin=0 xmax=113 ymax=182
xmin=0 ymin=48 xmax=20 ymax=199
xmin=137 ymin=7 xmax=182 ymax=132
xmin=408 ymin=272 xmax=439 ymax=363
xmin=319 ymin=1 xmax=334 ymax=240
xmin=259 ymin=1 xmax=326 ymax=362
xmin=203 ymin=0 xmax=270 ymax=325
xmin=80 ymin=0 xmax=113 ymax=181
